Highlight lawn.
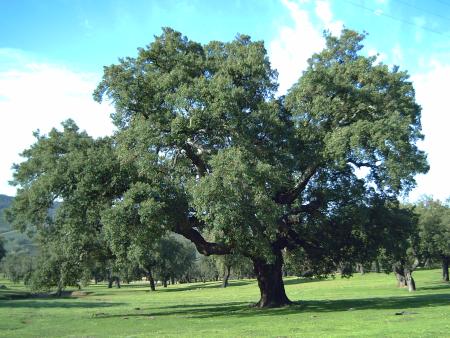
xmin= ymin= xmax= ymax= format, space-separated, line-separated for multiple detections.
xmin=0 ymin=269 xmax=449 ymax=337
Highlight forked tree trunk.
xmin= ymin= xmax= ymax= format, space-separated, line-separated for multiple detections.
xmin=442 ymin=256 xmax=449 ymax=282
xmin=394 ymin=265 xmax=406 ymax=287
xmin=405 ymin=270 xmax=416 ymax=292
xmin=222 ymin=265 xmax=231 ymax=288
xmin=395 ymin=273 xmax=406 ymax=287
xmin=252 ymin=251 xmax=291 ymax=308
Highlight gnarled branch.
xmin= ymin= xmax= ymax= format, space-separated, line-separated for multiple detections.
xmin=275 ymin=163 xmax=320 ymax=204
xmin=174 ymin=216 xmax=231 ymax=256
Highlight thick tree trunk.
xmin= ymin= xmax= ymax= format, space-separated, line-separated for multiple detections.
xmin=356 ymin=263 xmax=365 ymax=275
xmin=163 ymin=279 xmax=168 ymax=288
xmin=442 ymin=256 xmax=449 ymax=282
xmin=148 ymin=272 xmax=156 ymax=291
xmin=115 ymin=277 xmax=121 ymax=288
xmin=222 ymin=265 xmax=231 ymax=288
xmin=56 ymin=280 xmax=63 ymax=297
xmin=394 ymin=265 xmax=406 ymax=287
xmin=405 ymin=270 xmax=416 ymax=292
xmin=252 ymin=251 xmax=291 ymax=308
xmin=374 ymin=260 xmax=380 ymax=273
xmin=170 ymin=276 xmax=175 ymax=285
xmin=108 ymin=278 xmax=113 ymax=288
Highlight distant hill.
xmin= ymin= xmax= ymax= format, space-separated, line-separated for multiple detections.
xmin=0 ymin=194 xmax=36 ymax=254
xmin=0 ymin=194 xmax=14 ymax=232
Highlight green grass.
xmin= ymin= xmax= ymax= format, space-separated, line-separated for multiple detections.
xmin=1 ymin=269 xmax=449 ymax=337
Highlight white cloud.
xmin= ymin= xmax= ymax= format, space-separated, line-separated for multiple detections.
xmin=269 ymin=0 xmax=342 ymax=95
xmin=408 ymin=60 xmax=450 ymax=202
xmin=367 ymin=48 xmax=388 ymax=63
xmin=315 ymin=0 xmax=343 ymax=35
xmin=391 ymin=43 xmax=403 ymax=65
xmin=0 ymin=49 xmax=114 ymax=196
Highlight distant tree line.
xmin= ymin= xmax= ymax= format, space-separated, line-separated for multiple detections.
xmin=1 ymin=196 xmax=448 ymax=294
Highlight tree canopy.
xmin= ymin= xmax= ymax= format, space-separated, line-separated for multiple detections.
xmin=7 ymin=28 xmax=428 ymax=307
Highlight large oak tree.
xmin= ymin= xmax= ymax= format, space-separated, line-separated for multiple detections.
xmin=8 ymin=28 xmax=427 ymax=307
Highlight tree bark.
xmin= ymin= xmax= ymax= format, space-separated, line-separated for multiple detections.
xmin=108 ymin=278 xmax=113 ymax=288
xmin=442 ymin=256 xmax=449 ymax=282
xmin=393 ymin=265 xmax=406 ymax=287
xmin=356 ymin=263 xmax=365 ymax=275
xmin=148 ymin=272 xmax=156 ymax=291
xmin=374 ymin=260 xmax=380 ymax=273
xmin=222 ymin=265 xmax=231 ymax=288
xmin=115 ymin=277 xmax=121 ymax=288
xmin=163 ymin=279 xmax=168 ymax=288
xmin=405 ymin=270 xmax=416 ymax=292
xmin=252 ymin=251 xmax=291 ymax=308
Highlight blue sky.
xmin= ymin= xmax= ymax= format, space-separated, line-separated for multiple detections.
xmin=1 ymin=0 xmax=449 ymax=201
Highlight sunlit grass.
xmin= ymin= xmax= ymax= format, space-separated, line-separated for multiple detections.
xmin=0 ymin=269 xmax=449 ymax=337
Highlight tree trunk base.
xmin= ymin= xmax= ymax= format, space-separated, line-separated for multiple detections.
xmin=253 ymin=250 xmax=292 ymax=308
xmin=442 ymin=257 xmax=449 ymax=282
xmin=253 ymin=298 xmax=292 ymax=308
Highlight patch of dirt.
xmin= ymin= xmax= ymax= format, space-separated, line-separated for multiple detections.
xmin=70 ymin=290 xmax=91 ymax=297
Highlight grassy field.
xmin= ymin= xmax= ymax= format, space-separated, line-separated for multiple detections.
xmin=0 ymin=269 xmax=449 ymax=337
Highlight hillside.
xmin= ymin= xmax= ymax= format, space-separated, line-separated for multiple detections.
xmin=0 ymin=194 xmax=13 ymax=232
xmin=0 ymin=194 xmax=35 ymax=254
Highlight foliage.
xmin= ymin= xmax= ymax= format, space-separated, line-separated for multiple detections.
xmin=416 ymin=197 xmax=450 ymax=261
xmin=1 ymin=252 xmax=35 ymax=283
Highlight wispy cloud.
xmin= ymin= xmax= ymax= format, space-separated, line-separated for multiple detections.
xmin=0 ymin=49 xmax=114 ymax=195
xmin=269 ymin=0 xmax=342 ymax=95
xmin=409 ymin=60 xmax=450 ymax=201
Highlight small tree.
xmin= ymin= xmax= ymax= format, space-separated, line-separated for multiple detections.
xmin=375 ymin=203 xmax=421 ymax=291
xmin=0 ymin=236 xmax=6 ymax=264
xmin=2 ymin=252 xmax=35 ymax=284
xmin=416 ymin=198 xmax=450 ymax=282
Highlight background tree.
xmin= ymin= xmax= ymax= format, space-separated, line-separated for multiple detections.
xmin=416 ymin=198 xmax=450 ymax=282
xmin=0 ymin=236 xmax=5 ymax=264
xmin=1 ymin=252 xmax=35 ymax=284
xmin=196 ymin=255 xmax=219 ymax=282
xmin=6 ymin=121 xmax=130 ymax=293
xmin=373 ymin=202 xmax=422 ymax=291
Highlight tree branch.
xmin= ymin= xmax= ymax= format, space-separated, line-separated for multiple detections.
xmin=273 ymin=214 xmax=323 ymax=256
xmin=174 ymin=216 xmax=231 ymax=256
xmin=182 ymin=143 xmax=209 ymax=177
xmin=275 ymin=163 xmax=320 ymax=204
xmin=347 ymin=159 xmax=377 ymax=169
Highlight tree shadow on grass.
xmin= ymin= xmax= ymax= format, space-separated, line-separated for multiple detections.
xmin=0 ymin=299 xmax=123 ymax=309
xmin=94 ymin=292 xmax=450 ymax=320
xmin=157 ymin=280 xmax=254 ymax=293
xmin=283 ymin=277 xmax=332 ymax=286
xmin=416 ymin=284 xmax=450 ymax=291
